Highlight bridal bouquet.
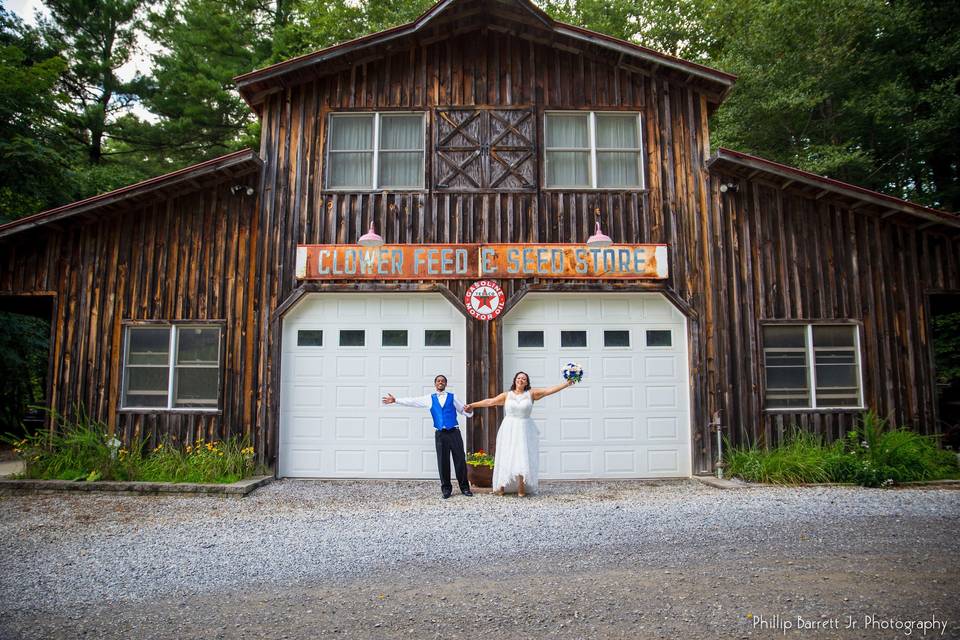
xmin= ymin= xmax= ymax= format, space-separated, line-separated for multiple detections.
xmin=562 ymin=362 xmax=584 ymax=384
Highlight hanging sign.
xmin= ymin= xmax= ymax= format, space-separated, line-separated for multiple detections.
xmin=295 ymin=244 xmax=668 ymax=280
xmin=464 ymin=280 xmax=505 ymax=320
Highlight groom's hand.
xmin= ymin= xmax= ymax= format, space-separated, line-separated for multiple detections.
xmin=464 ymin=403 xmax=473 ymax=412
xmin=382 ymin=393 xmax=396 ymax=405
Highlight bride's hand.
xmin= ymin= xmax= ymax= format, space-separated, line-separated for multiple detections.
xmin=464 ymin=403 xmax=474 ymax=412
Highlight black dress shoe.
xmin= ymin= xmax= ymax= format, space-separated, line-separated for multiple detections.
xmin=442 ymin=491 xmax=452 ymax=499
xmin=461 ymin=490 xmax=473 ymax=497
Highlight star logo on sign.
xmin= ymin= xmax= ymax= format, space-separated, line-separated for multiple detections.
xmin=473 ymin=289 xmax=497 ymax=311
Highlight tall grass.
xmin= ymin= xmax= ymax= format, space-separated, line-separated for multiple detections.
xmin=726 ymin=410 xmax=960 ymax=486
xmin=2 ymin=409 xmax=264 ymax=483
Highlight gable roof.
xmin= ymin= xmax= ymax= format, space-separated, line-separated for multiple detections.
xmin=0 ymin=149 xmax=262 ymax=241
xmin=235 ymin=0 xmax=736 ymax=106
xmin=707 ymin=148 xmax=960 ymax=233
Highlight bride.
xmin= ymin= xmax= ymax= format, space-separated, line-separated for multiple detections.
xmin=464 ymin=372 xmax=573 ymax=497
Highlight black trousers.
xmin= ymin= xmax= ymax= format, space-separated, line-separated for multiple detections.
xmin=435 ymin=427 xmax=470 ymax=494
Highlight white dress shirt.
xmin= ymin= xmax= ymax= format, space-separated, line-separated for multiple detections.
xmin=391 ymin=391 xmax=474 ymax=418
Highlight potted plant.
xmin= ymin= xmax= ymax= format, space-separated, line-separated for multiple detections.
xmin=466 ymin=449 xmax=494 ymax=487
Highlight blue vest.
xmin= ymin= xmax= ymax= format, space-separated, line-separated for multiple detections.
xmin=430 ymin=393 xmax=459 ymax=430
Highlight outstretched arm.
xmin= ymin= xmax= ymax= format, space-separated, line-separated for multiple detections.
xmin=382 ymin=393 xmax=431 ymax=408
xmin=531 ymin=380 xmax=574 ymax=402
xmin=464 ymin=391 xmax=508 ymax=412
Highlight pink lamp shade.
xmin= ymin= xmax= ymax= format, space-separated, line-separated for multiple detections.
xmin=358 ymin=221 xmax=385 ymax=247
xmin=586 ymin=221 xmax=612 ymax=247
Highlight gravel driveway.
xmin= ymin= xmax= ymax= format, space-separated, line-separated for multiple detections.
xmin=1 ymin=479 xmax=958 ymax=639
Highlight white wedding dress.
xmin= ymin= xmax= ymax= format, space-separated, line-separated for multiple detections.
xmin=492 ymin=390 xmax=540 ymax=494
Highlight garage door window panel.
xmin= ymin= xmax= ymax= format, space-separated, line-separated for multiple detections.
xmin=382 ymin=329 xmax=408 ymax=347
xmin=645 ymin=330 xmax=672 ymax=348
xmin=297 ymin=330 xmax=323 ymax=347
xmin=603 ymin=330 xmax=630 ymax=348
xmin=339 ymin=330 xmax=366 ymax=347
xmin=560 ymin=330 xmax=588 ymax=348
xmin=518 ymin=330 xmax=545 ymax=348
xmin=424 ymin=329 xmax=451 ymax=347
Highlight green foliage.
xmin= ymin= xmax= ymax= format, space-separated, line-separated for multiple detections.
xmin=538 ymin=0 xmax=714 ymax=59
xmin=0 ymin=9 xmax=74 ymax=221
xmin=141 ymin=0 xmax=274 ymax=165
xmin=725 ymin=427 xmax=832 ymax=484
xmin=2 ymin=409 xmax=262 ymax=483
xmin=931 ymin=312 xmax=960 ymax=386
xmin=726 ymin=410 xmax=960 ymax=486
xmin=539 ymin=0 xmax=960 ymax=211
xmin=0 ymin=312 xmax=49 ymax=435
xmin=273 ymin=0 xmax=434 ymax=60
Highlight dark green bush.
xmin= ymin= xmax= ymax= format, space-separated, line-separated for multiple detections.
xmin=726 ymin=410 xmax=960 ymax=487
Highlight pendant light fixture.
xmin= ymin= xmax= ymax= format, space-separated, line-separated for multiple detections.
xmin=358 ymin=221 xmax=385 ymax=247
xmin=586 ymin=220 xmax=612 ymax=247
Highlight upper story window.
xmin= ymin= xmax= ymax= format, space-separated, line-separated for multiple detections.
xmin=762 ymin=324 xmax=863 ymax=410
xmin=544 ymin=112 xmax=643 ymax=189
xmin=122 ymin=324 xmax=222 ymax=410
xmin=327 ymin=112 xmax=425 ymax=190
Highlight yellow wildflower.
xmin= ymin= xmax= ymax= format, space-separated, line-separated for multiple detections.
xmin=218 ymin=451 xmax=224 ymax=456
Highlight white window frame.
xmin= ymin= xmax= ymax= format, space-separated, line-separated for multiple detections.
xmin=762 ymin=323 xmax=865 ymax=411
xmin=326 ymin=111 xmax=426 ymax=191
xmin=543 ymin=111 xmax=644 ymax=190
xmin=120 ymin=323 xmax=222 ymax=412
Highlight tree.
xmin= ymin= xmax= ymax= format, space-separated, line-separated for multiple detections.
xmin=538 ymin=0 xmax=712 ymax=60
xmin=38 ymin=0 xmax=150 ymax=167
xmin=141 ymin=0 xmax=277 ymax=166
xmin=0 ymin=9 xmax=72 ymax=221
xmin=273 ymin=0 xmax=434 ymax=60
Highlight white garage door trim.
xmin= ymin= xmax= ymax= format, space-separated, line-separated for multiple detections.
xmin=501 ymin=292 xmax=691 ymax=479
xmin=279 ymin=292 xmax=468 ymax=478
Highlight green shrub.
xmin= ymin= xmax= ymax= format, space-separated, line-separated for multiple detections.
xmin=725 ymin=410 xmax=960 ymax=487
xmin=726 ymin=427 xmax=831 ymax=484
xmin=2 ymin=409 xmax=261 ymax=483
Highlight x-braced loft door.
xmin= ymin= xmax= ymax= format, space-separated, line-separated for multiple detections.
xmin=434 ymin=108 xmax=536 ymax=191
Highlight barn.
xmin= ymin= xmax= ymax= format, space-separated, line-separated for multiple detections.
xmin=1 ymin=0 xmax=958 ymax=480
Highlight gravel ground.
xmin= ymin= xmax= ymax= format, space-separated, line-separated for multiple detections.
xmin=0 ymin=479 xmax=958 ymax=639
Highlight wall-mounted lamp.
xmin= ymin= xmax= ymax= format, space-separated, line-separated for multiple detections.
xmin=586 ymin=221 xmax=612 ymax=247
xmin=230 ymin=184 xmax=255 ymax=196
xmin=358 ymin=221 xmax=385 ymax=247
xmin=719 ymin=182 xmax=739 ymax=194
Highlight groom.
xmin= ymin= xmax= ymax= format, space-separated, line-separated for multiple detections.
xmin=382 ymin=374 xmax=473 ymax=499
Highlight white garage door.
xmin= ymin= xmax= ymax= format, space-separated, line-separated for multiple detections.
xmin=279 ymin=293 xmax=467 ymax=478
xmin=502 ymin=293 xmax=691 ymax=478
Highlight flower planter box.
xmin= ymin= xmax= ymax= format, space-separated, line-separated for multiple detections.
xmin=467 ymin=464 xmax=493 ymax=488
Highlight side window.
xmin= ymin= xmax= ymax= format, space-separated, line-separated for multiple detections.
xmin=762 ymin=324 xmax=863 ymax=409
xmin=122 ymin=324 xmax=222 ymax=410
xmin=544 ymin=111 xmax=643 ymax=189
xmin=327 ymin=112 xmax=425 ymax=190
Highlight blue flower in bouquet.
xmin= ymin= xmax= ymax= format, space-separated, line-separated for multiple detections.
xmin=562 ymin=362 xmax=584 ymax=384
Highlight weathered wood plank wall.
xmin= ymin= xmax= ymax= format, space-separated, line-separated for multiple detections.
xmin=255 ymin=24 xmax=716 ymax=469
xmin=706 ymin=174 xmax=960 ymax=457
xmin=0 ymin=176 xmax=264 ymax=458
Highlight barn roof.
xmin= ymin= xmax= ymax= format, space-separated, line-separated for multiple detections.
xmin=0 ymin=149 xmax=262 ymax=241
xmin=234 ymin=0 xmax=737 ymax=107
xmin=707 ymin=148 xmax=960 ymax=233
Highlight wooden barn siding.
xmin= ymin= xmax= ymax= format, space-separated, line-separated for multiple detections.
xmin=0 ymin=177 xmax=266 ymax=459
xmin=709 ymin=174 xmax=960 ymax=451
xmin=256 ymin=28 xmax=718 ymax=471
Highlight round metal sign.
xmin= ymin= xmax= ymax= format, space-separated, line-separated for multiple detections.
xmin=464 ymin=280 xmax=505 ymax=321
